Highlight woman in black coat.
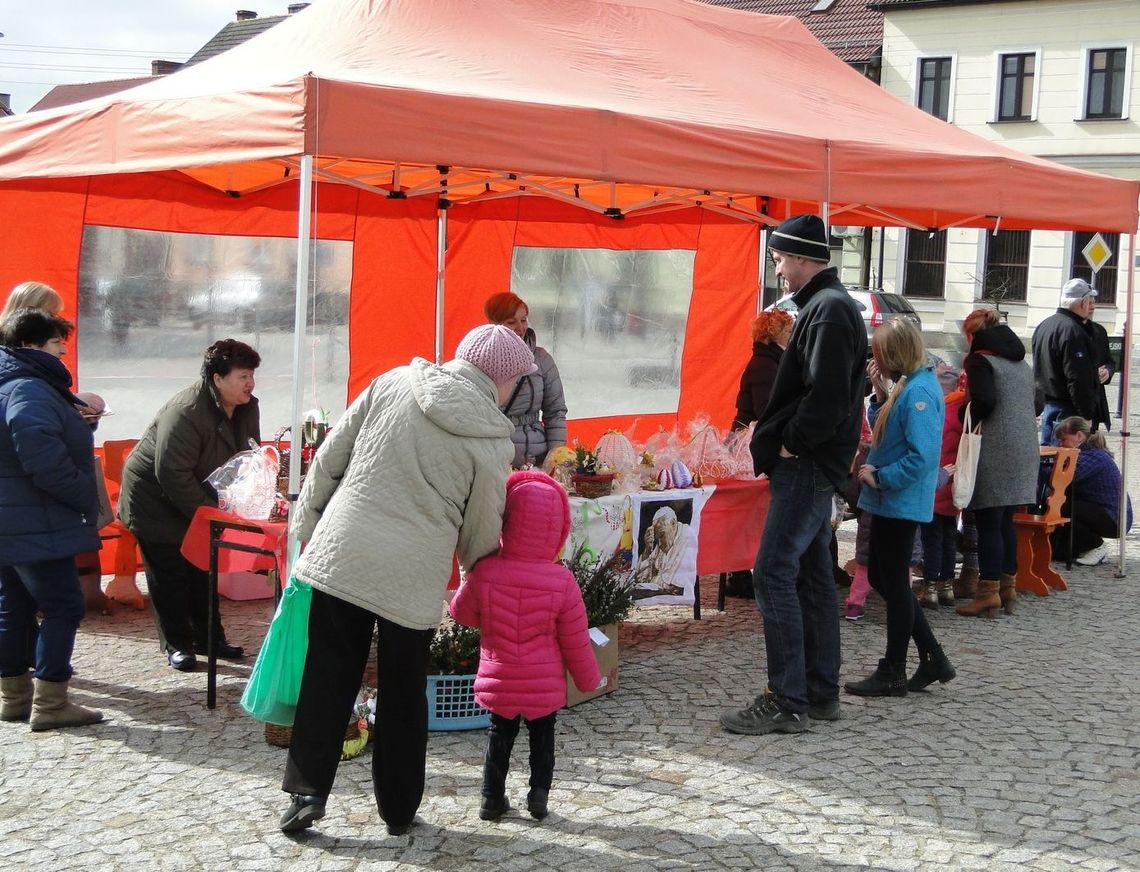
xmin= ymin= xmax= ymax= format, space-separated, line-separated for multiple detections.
xmin=733 ymin=308 xmax=794 ymax=430
xmin=727 ymin=308 xmax=793 ymax=596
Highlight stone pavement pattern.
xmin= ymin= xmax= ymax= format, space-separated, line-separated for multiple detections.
xmin=3 ymin=437 xmax=1140 ymax=870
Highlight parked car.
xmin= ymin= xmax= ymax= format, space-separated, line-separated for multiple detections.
xmin=768 ymin=286 xmax=921 ymax=347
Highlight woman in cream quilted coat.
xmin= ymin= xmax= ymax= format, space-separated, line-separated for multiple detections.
xmin=279 ymin=324 xmax=537 ymax=837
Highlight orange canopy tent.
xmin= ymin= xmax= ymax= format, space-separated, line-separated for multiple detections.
xmin=1 ymin=0 xmax=1136 ymax=231
xmin=0 ymin=0 xmax=1137 ymax=464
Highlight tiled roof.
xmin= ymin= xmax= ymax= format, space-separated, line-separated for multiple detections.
xmin=699 ymin=0 xmax=882 ymax=64
xmin=869 ymin=0 xmax=1014 ymax=8
xmin=30 ymin=76 xmax=156 ymax=112
xmin=185 ymin=16 xmax=288 ymax=66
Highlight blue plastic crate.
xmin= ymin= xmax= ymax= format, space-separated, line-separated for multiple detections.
xmin=426 ymin=674 xmax=491 ymax=731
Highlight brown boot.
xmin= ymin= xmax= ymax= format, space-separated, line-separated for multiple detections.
xmin=0 ymin=672 xmax=33 ymax=722
xmin=956 ymin=580 xmax=1001 ymax=618
xmin=29 ymin=678 xmax=103 ymax=732
xmin=917 ymin=580 xmax=939 ymax=609
xmin=953 ymin=566 xmax=978 ymax=600
xmin=999 ymin=573 xmax=1017 ymax=615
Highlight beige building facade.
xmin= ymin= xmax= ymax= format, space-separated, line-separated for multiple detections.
xmin=871 ymin=0 xmax=1140 ymax=344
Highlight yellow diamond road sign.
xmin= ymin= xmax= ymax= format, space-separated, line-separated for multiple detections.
xmin=1082 ymin=234 xmax=1112 ymax=272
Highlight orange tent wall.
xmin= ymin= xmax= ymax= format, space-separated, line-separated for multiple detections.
xmin=0 ymin=179 xmax=758 ymax=441
xmin=445 ymin=199 xmax=759 ymax=443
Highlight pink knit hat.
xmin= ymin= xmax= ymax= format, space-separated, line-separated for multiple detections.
xmin=455 ymin=324 xmax=537 ymax=385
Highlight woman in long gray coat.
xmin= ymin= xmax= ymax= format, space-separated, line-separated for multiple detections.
xmin=484 ymin=292 xmax=567 ymax=468
xmin=956 ymin=308 xmax=1041 ymax=618
xmin=279 ymin=324 xmax=536 ymax=838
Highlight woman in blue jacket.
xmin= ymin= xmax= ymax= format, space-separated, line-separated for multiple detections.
xmin=0 ymin=308 xmax=103 ymax=731
xmin=845 ymin=319 xmax=956 ymax=698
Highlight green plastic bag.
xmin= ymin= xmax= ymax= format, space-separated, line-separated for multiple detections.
xmin=240 ymin=576 xmax=312 ymax=725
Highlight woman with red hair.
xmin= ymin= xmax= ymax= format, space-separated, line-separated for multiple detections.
xmin=726 ymin=307 xmax=794 ymax=597
xmin=733 ymin=308 xmax=794 ymax=430
xmin=484 ymin=292 xmax=567 ymax=469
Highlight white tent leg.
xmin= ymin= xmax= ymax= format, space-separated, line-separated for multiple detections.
xmin=286 ymin=155 xmax=315 ymax=577
xmin=757 ymin=226 xmax=768 ymax=313
xmin=1115 ymin=232 xmax=1135 ymax=577
xmin=435 ymin=206 xmax=447 ymax=363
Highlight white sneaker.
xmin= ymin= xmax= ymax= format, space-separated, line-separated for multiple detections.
xmin=1075 ymin=544 xmax=1108 ymax=566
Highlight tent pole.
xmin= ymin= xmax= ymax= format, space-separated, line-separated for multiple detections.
xmin=877 ymin=227 xmax=886 ymax=290
xmin=286 ymin=154 xmax=315 ymax=577
xmin=758 ymin=227 xmax=768 ymax=313
xmin=1115 ymin=231 xmax=1135 ymax=577
xmin=435 ymin=206 xmax=447 ymax=363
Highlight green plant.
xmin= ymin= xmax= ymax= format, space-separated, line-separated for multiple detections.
xmin=574 ymin=443 xmax=600 ymax=475
xmin=564 ymin=543 xmax=636 ymax=627
xmin=428 ymin=615 xmax=481 ymax=675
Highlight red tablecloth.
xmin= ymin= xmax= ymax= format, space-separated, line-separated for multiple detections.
xmin=180 ymin=506 xmax=288 ymax=575
xmin=696 ymin=478 xmax=770 ymax=575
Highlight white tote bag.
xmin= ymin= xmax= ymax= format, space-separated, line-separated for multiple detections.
xmin=952 ymin=403 xmax=983 ymax=510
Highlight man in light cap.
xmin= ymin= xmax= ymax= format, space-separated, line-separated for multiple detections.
xmin=1031 ymin=278 xmax=1099 ymax=445
xmin=721 ymin=215 xmax=866 ymax=736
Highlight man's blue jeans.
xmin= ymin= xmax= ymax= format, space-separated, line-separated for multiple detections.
xmin=752 ymin=456 xmax=840 ymax=715
xmin=0 ymin=559 xmax=86 ymax=681
xmin=1040 ymin=403 xmax=1071 ymax=446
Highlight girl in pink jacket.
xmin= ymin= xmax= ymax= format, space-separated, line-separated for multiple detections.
xmin=449 ymin=469 xmax=601 ymax=823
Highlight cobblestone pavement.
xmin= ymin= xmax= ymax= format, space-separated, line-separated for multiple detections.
xmin=3 ymin=430 xmax=1139 ymax=870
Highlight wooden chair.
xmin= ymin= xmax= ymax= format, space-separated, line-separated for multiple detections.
xmin=99 ymin=439 xmax=147 ymax=609
xmin=1013 ymin=447 xmax=1078 ymax=597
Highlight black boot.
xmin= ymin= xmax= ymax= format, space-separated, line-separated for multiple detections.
xmin=725 ymin=570 xmax=753 ymax=598
xmin=908 ymin=645 xmax=956 ymax=692
xmin=844 ymin=659 xmax=907 ymax=697
xmin=527 ymin=788 xmax=549 ymax=821
xmin=480 ymin=714 xmax=518 ymax=821
xmin=527 ymin=712 xmax=557 ymax=821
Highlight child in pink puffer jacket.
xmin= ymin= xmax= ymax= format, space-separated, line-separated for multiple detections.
xmin=449 ymin=470 xmax=601 ymax=823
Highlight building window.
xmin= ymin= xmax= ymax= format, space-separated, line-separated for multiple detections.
xmin=1086 ymin=48 xmax=1128 ymax=119
xmin=983 ymin=230 xmax=1030 ymax=303
xmin=997 ymin=52 xmax=1035 ymax=121
xmin=917 ymin=57 xmax=952 ymax=120
xmin=903 ymin=229 xmax=946 ymax=298
xmin=1070 ymin=232 xmax=1119 ymax=306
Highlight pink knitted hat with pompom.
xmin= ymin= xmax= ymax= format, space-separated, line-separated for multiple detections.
xmin=455 ymin=324 xmax=538 ymax=386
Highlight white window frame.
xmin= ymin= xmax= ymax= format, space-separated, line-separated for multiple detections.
xmin=991 ymin=47 xmax=1042 ymax=123
xmin=913 ymin=53 xmax=957 ymax=122
xmin=1076 ymin=41 xmax=1133 ymax=121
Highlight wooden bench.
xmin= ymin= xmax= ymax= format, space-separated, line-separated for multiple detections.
xmin=1012 ymin=446 xmax=1078 ymax=597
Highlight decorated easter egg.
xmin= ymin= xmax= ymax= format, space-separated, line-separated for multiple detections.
xmin=657 ymin=467 xmax=674 ymax=489
xmin=671 ymin=460 xmax=693 ymax=488
xmin=595 ymin=430 xmax=638 ymax=470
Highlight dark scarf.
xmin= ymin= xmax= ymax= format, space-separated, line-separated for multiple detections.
xmin=1 ymin=346 xmax=83 ymax=406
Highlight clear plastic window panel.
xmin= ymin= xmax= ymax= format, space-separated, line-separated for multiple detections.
xmin=76 ymin=226 xmax=352 ymax=443
xmin=510 ymin=247 xmax=696 ymax=419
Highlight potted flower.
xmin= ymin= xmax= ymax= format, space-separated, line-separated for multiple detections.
xmin=562 ymin=544 xmax=636 ymax=706
xmin=425 ymin=615 xmax=490 ymax=731
xmin=571 ymin=443 xmax=617 ymax=498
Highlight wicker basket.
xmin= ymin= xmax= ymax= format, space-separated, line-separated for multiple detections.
xmin=426 ymin=674 xmax=491 ymax=731
xmin=572 ymin=473 xmax=616 ymax=499
xmin=265 ymin=719 xmax=360 ymax=748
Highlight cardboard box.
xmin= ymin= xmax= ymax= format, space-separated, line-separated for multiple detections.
xmin=565 ymin=623 xmax=619 ymax=707
xmin=218 ymin=570 xmax=275 ymax=601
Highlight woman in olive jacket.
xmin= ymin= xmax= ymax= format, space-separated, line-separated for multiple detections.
xmin=119 ymin=339 xmax=261 ymax=671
